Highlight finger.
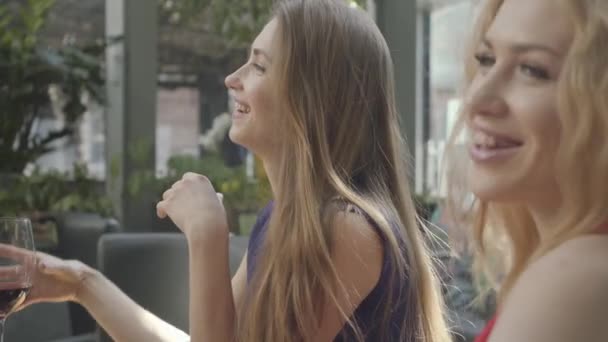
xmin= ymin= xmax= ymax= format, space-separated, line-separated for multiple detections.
xmin=0 ymin=265 xmax=22 ymax=278
xmin=0 ymin=245 xmax=36 ymax=267
xmin=182 ymin=172 xmax=200 ymax=180
xmin=156 ymin=201 xmax=168 ymax=219
xmin=182 ymin=172 xmax=207 ymax=182
xmin=0 ymin=244 xmax=29 ymax=259
xmin=162 ymin=188 xmax=174 ymax=200
xmin=171 ymin=179 xmax=182 ymax=190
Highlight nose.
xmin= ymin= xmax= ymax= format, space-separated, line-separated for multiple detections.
xmin=465 ymin=72 xmax=508 ymax=119
xmin=225 ymin=67 xmax=243 ymax=91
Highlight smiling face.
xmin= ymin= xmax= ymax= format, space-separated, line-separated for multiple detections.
xmin=465 ymin=0 xmax=574 ymax=207
xmin=224 ymin=19 xmax=285 ymax=158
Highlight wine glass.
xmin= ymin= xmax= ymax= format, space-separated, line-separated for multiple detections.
xmin=0 ymin=218 xmax=36 ymax=342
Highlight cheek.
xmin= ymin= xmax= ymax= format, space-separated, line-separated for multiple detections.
xmin=249 ymin=83 xmax=280 ymax=121
xmin=511 ymin=90 xmax=561 ymax=148
xmin=258 ymin=96 xmax=287 ymax=142
xmin=533 ymin=110 xmax=560 ymax=154
xmin=510 ymin=94 xmax=561 ymax=188
xmin=535 ymin=110 xmax=561 ymax=149
xmin=245 ymin=81 xmax=286 ymax=147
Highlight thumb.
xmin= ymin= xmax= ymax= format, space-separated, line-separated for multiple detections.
xmin=156 ymin=201 xmax=169 ymax=219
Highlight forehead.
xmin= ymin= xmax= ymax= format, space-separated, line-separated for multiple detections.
xmin=252 ymin=18 xmax=280 ymax=52
xmin=487 ymin=0 xmax=573 ymax=53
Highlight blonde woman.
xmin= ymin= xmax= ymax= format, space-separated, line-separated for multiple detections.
xmin=9 ymin=0 xmax=449 ymax=341
xmin=445 ymin=0 xmax=608 ymax=341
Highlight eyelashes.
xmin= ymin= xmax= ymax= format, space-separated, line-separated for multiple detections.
xmin=474 ymin=53 xmax=551 ymax=81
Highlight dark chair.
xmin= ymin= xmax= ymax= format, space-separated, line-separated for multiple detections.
xmin=55 ymin=212 xmax=120 ymax=336
xmin=5 ymin=302 xmax=95 ymax=342
xmin=96 ymin=233 xmax=248 ymax=341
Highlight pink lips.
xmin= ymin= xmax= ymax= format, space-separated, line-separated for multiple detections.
xmin=469 ymin=127 xmax=523 ymax=163
xmin=469 ymin=144 xmax=521 ymax=162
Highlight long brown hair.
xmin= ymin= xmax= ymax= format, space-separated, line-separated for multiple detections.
xmin=446 ymin=0 xmax=608 ymax=304
xmin=238 ymin=0 xmax=450 ymax=341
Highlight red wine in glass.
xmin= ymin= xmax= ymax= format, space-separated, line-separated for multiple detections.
xmin=0 ymin=286 xmax=31 ymax=320
xmin=0 ymin=218 xmax=36 ymax=342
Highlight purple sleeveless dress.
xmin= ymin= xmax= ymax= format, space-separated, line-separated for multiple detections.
xmin=246 ymin=201 xmax=411 ymax=341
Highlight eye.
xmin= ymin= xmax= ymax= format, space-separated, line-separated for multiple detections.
xmin=252 ymin=63 xmax=266 ymax=74
xmin=520 ymin=64 xmax=550 ymax=80
xmin=474 ymin=53 xmax=495 ymax=68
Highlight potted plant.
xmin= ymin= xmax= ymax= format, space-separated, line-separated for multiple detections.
xmin=0 ymin=0 xmax=105 ymax=175
xmin=0 ymin=163 xmax=114 ymax=251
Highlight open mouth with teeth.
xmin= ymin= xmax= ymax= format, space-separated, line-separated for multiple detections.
xmin=469 ymin=129 xmax=523 ymax=162
xmin=235 ymin=102 xmax=251 ymax=114
xmin=472 ymin=130 xmax=522 ymax=150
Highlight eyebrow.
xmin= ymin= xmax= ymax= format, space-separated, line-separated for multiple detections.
xmin=482 ymin=38 xmax=561 ymax=57
xmin=251 ymin=47 xmax=272 ymax=63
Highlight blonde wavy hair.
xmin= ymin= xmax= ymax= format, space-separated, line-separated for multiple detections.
xmin=237 ymin=0 xmax=450 ymax=341
xmin=446 ymin=0 xmax=608 ymax=304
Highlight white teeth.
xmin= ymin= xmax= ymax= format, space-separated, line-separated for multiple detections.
xmin=473 ymin=131 xmax=496 ymax=148
xmin=472 ymin=130 xmax=521 ymax=149
xmin=235 ymin=102 xmax=251 ymax=113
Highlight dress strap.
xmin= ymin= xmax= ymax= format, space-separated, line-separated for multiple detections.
xmin=474 ymin=315 xmax=497 ymax=342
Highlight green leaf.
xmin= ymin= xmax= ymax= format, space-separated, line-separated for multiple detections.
xmin=0 ymin=0 xmax=105 ymax=173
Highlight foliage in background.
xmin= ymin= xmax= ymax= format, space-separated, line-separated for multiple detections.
xmin=159 ymin=0 xmax=367 ymax=51
xmin=128 ymin=153 xmax=272 ymax=216
xmin=0 ymin=163 xmax=114 ymax=217
xmin=0 ymin=0 xmax=105 ymax=173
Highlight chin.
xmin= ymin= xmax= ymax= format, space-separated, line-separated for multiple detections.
xmin=228 ymin=127 xmax=259 ymax=154
xmin=228 ymin=127 xmax=246 ymax=146
xmin=471 ymin=188 xmax=505 ymax=203
xmin=468 ymin=171 xmax=521 ymax=203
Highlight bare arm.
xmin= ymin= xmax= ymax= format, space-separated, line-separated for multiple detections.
xmin=313 ymin=211 xmax=384 ymax=341
xmin=489 ymin=236 xmax=608 ymax=342
xmin=187 ymin=230 xmax=234 ymax=342
xmin=77 ymin=267 xmax=190 ymax=342
xmin=7 ymin=247 xmax=191 ymax=342
xmin=74 ymin=250 xmax=248 ymax=342
xmin=231 ymin=251 xmax=248 ymax=313
xmin=153 ymin=173 xmax=249 ymax=342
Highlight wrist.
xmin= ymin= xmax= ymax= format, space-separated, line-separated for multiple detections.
xmin=74 ymin=265 xmax=102 ymax=305
xmin=187 ymin=224 xmax=230 ymax=255
xmin=185 ymin=219 xmax=229 ymax=243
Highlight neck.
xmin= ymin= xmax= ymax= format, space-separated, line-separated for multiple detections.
xmin=260 ymin=155 xmax=280 ymax=199
xmin=525 ymin=190 xmax=562 ymax=243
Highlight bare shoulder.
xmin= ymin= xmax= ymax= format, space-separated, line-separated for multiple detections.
xmin=326 ymin=202 xmax=384 ymax=269
xmin=527 ymin=234 xmax=608 ymax=280
xmin=311 ymin=203 xmax=385 ymax=340
xmin=490 ymin=235 xmax=608 ymax=342
xmin=323 ymin=201 xmax=385 ymax=294
xmin=330 ymin=203 xmax=383 ymax=244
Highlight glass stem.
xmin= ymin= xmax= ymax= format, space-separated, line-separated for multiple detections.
xmin=0 ymin=318 xmax=5 ymax=342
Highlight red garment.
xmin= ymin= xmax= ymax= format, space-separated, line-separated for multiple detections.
xmin=474 ymin=221 xmax=608 ymax=342
xmin=474 ymin=315 xmax=497 ymax=342
xmin=597 ymin=222 xmax=608 ymax=234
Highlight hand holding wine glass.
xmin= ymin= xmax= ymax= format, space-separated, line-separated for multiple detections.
xmin=0 ymin=218 xmax=36 ymax=342
xmin=0 ymin=242 xmax=93 ymax=307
